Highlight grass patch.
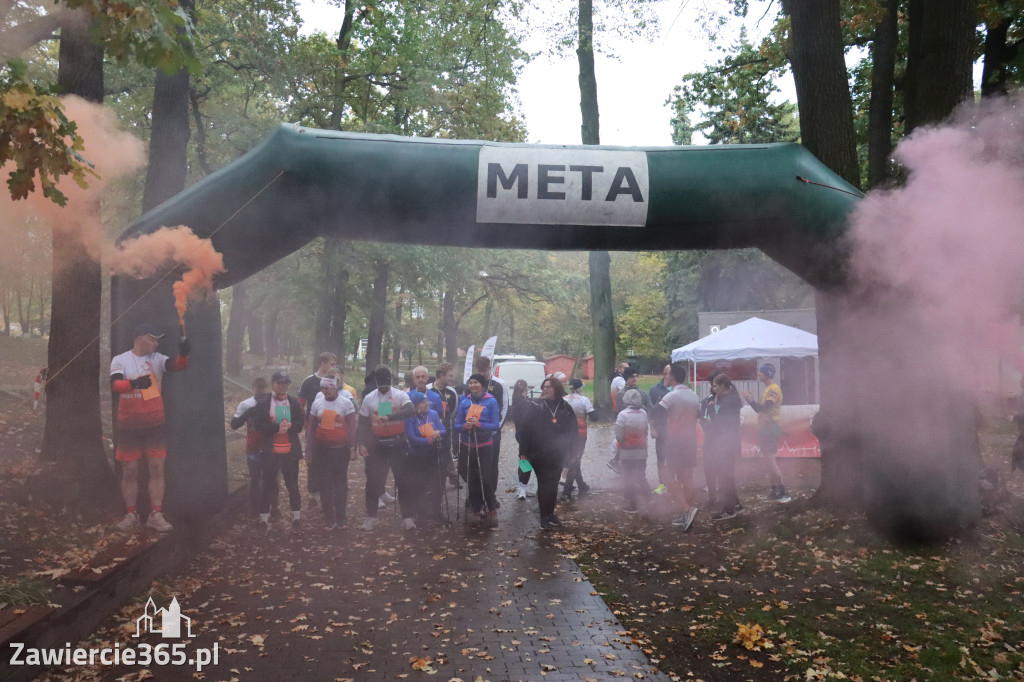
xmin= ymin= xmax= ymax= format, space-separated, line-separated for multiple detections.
xmin=0 ymin=576 xmax=51 ymax=606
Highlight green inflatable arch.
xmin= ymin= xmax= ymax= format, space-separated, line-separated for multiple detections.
xmin=112 ymin=124 xmax=977 ymax=540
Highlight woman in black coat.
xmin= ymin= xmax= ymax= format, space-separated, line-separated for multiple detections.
xmin=520 ymin=376 xmax=578 ymax=529
xmin=708 ymin=374 xmax=743 ymax=520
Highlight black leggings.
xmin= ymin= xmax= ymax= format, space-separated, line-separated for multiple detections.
xmin=314 ymin=445 xmax=350 ymax=524
xmin=260 ymin=453 xmax=300 ymax=514
xmin=458 ymin=442 xmax=498 ymax=513
xmin=563 ymin=437 xmax=587 ymax=491
xmin=364 ymin=440 xmax=410 ymax=517
xmin=529 ymin=453 xmax=562 ymax=518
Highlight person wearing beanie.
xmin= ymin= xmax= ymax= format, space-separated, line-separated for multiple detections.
xmin=561 ymin=378 xmax=597 ymax=502
xmin=357 ymin=365 xmax=416 ymax=531
xmin=403 ymin=390 xmax=446 ymax=528
xmin=615 ymin=389 xmax=650 ymax=514
xmin=455 ymin=373 xmax=502 ymax=527
xmin=743 ymin=363 xmax=791 ymax=503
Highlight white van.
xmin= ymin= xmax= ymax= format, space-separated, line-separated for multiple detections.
xmin=492 ymin=360 xmax=547 ymax=398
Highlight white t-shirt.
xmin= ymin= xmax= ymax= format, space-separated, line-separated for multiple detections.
xmin=610 ymin=375 xmax=626 ymax=397
xmin=311 ymin=389 xmax=355 ymax=409
xmin=359 ymin=387 xmax=412 ymax=417
xmin=659 ymin=384 xmax=699 ymax=436
xmin=111 ymin=350 xmax=169 ymax=384
xmin=564 ymin=393 xmax=594 ymax=419
xmin=310 ymin=392 xmax=356 ymax=420
xmin=233 ymin=395 xmax=257 ymax=419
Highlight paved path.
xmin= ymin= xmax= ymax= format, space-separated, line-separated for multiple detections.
xmin=90 ymin=424 xmax=672 ymax=682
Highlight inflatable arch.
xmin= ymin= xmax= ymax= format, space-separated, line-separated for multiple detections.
xmin=114 ymin=124 xmax=866 ymax=522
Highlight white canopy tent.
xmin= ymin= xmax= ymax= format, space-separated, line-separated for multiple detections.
xmin=671 ymin=316 xmax=818 ymax=364
xmin=672 ymin=317 xmax=822 ymax=456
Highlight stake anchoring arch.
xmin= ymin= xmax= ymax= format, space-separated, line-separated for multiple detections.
xmin=113 ymin=125 xmax=977 ymax=542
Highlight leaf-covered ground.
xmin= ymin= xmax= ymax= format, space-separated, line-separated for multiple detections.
xmin=3 ymin=335 xmax=1022 ymax=680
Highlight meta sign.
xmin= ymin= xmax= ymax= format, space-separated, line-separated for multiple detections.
xmin=476 ymin=146 xmax=650 ymax=226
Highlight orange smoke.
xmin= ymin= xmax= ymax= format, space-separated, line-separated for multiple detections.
xmin=0 ymin=96 xmax=145 ymax=263
xmin=109 ymin=226 xmax=226 ymax=323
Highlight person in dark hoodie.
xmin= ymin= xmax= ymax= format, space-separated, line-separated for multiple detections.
xmin=521 ymin=376 xmax=578 ymax=530
xmin=707 ymin=373 xmax=743 ymax=521
xmin=404 ymin=391 xmax=447 ymax=528
xmin=252 ymin=370 xmax=305 ymax=535
xmin=454 ymin=373 xmax=501 ymax=527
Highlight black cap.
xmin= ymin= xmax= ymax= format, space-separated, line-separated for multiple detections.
xmin=271 ymin=370 xmax=291 ymax=384
xmin=132 ymin=323 xmax=165 ymax=339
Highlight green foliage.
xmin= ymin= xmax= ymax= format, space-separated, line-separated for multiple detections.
xmin=287 ymin=0 xmax=528 ymax=142
xmin=63 ymin=0 xmax=202 ymax=75
xmin=539 ymin=0 xmax=664 ymax=57
xmin=670 ymin=29 xmax=798 ymax=145
xmin=0 ymin=59 xmax=97 ymax=205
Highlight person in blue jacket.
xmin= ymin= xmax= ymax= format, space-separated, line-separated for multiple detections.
xmin=404 ymin=391 xmax=446 ymax=529
xmin=454 ymin=373 xmax=502 ymax=527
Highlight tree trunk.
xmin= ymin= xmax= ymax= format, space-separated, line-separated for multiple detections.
xmin=576 ymin=0 xmax=599 ymax=147
xmin=247 ymin=312 xmax=264 ymax=355
xmin=41 ymin=6 xmax=119 ymax=512
xmin=264 ymin=307 xmax=280 ymax=365
xmin=365 ymin=259 xmax=389 ymax=371
xmin=867 ymin=0 xmax=898 ymax=188
xmin=314 ymin=238 xmax=337 ymax=365
xmin=781 ymin=0 xmax=861 ymax=188
xmin=483 ymin=298 xmax=493 ymax=338
xmin=904 ymin=0 xmax=976 ymax=133
xmin=1 ymin=283 xmax=10 ymax=336
xmin=313 ymin=238 xmax=349 ymax=367
xmin=141 ymin=0 xmax=192 ymax=212
xmin=390 ymin=294 xmax=402 ymax=374
xmin=443 ymin=290 xmax=457 ymax=363
xmin=225 ymin=281 xmax=248 ymax=376
xmin=577 ymin=0 xmax=616 ymax=414
xmin=331 ymin=264 xmax=349 ymax=368
xmin=588 ymin=251 xmax=615 ymax=413
xmin=329 ymin=0 xmax=357 ymax=130
xmin=981 ymin=15 xmax=1017 ymax=98
xmin=15 ymin=286 xmax=26 ymax=334
xmin=809 ymin=291 xmax=862 ymax=510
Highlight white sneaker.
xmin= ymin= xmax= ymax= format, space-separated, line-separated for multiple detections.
xmin=145 ymin=511 xmax=173 ymax=533
xmin=378 ymin=497 xmax=386 ymax=509
xmin=361 ymin=517 xmax=379 ymax=531
xmin=381 ymin=491 xmax=396 ymax=503
xmin=402 ymin=517 xmax=417 ymax=530
xmin=115 ymin=512 xmax=140 ymax=533
xmin=517 ymin=484 xmax=527 ymax=501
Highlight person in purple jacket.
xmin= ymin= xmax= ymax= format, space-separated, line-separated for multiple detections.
xmin=404 ymin=391 xmax=446 ymax=529
xmin=454 ymin=373 xmax=501 ymax=528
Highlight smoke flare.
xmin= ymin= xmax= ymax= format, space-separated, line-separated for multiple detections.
xmin=109 ymin=226 xmax=226 ymax=323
